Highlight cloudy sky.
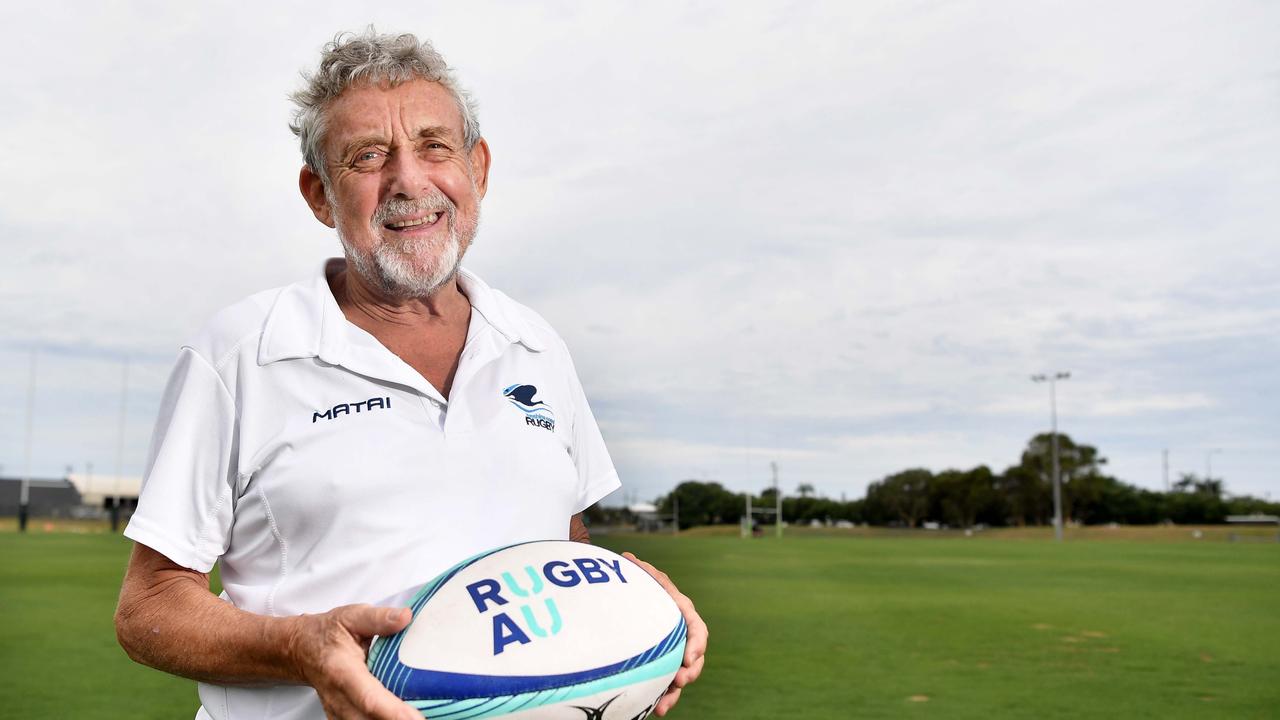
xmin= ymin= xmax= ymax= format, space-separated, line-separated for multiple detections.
xmin=2 ymin=1 xmax=1276 ymax=505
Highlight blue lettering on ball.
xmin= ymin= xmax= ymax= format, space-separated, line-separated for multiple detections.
xmin=544 ymin=560 xmax=581 ymax=587
xmin=466 ymin=578 xmax=507 ymax=613
xmin=574 ymin=558 xmax=610 ymax=584
xmin=492 ymin=612 xmax=532 ymax=654
xmin=602 ymin=558 xmax=628 ymax=583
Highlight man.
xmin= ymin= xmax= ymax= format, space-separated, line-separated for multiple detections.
xmin=115 ymin=29 xmax=706 ymax=720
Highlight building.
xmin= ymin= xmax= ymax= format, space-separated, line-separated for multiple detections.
xmin=0 ymin=473 xmax=141 ymax=518
xmin=66 ymin=473 xmax=141 ymax=510
xmin=0 ymin=476 xmax=83 ymax=517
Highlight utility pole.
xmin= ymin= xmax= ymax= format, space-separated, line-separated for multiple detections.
xmin=20 ymin=351 xmax=37 ymax=533
xmin=1162 ymin=449 xmax=1169 ymax=492
xmin=1031 ymin=372 xmax=1070 ymax=542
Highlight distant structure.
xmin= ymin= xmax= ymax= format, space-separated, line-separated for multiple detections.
xmin=0 ymin=476 xmax=82 ymax=517
xmin=628 ymin=501 xmax=668 ymax=532
xmin=66 ymin=473 xmax=141 ymax=511
xmin=0 ymin=473 xmax=140 ymax=519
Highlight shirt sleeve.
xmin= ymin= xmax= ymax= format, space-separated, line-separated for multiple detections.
xmin=564 ymin=353 xmax=621 ymax=513
xmin=123 ymin=347 xmax=239 ymax=573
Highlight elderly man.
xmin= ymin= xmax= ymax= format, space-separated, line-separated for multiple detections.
xmin=114 ymin=30 xmax=706 ymax=720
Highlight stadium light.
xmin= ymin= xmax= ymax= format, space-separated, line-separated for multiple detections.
xmin=1031 ymin=371 xmax=1070 ymax=542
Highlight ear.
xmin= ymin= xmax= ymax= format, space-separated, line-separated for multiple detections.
xmin=299 ymin=166 xmax=335 ymax=227
xmin=469 ymin=138 xmax=492 ymax=199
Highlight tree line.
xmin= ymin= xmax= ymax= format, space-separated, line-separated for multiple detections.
xmin=640 ymin=433 xmax=1279 ymax=530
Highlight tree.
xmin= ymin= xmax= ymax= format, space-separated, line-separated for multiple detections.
xmin=658 ymin=480 xmax=742 ymax=529
xmin=1000 ymin=465 xmax=1048 ymax=526
xmin=1015 ymin=432 xmax=1106 ymax=523
xmin=1166 ymin=473 xmax=1227 ymax=523
xmin=796 ymin=483 xmax=815 ymax=498
xmin=865 ymin=469 xmax=933 ymax=528
xmin=932 ymin=466 xmax=1000 ymax=529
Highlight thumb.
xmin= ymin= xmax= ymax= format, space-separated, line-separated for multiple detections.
xmin=340 ymin=604 xmax=413 ymax=638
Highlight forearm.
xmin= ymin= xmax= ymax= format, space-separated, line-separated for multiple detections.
xmin=115 ymin=543 xmax=305 ymax=685
xmin=569 ymin=512 xmax=592 ymax=543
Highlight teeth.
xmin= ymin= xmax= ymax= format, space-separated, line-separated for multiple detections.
xmin=388 ymin=213 xmax=439 ymax=229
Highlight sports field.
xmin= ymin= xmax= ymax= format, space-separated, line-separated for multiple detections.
xmin=1 ymin=528 xmax=1277 ymax=719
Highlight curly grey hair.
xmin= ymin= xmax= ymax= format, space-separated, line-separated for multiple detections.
xmin=289 ymin=28 xmax=481 ymax=180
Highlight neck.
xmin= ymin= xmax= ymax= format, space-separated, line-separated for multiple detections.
xmin=329 ymin=259 xmax=470 ymax=331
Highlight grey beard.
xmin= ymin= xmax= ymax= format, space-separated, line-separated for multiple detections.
xmin=331 ymin=191 xmax=479 ymax=299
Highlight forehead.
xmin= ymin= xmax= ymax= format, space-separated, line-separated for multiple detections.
xmin=324 ymin=78 xmax=463 ymax=148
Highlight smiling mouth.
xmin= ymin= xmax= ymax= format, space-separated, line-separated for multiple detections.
xmin=384 ymin=212 xmax=441 ymax=231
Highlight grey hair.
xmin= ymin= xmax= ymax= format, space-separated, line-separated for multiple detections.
xmin=289 ymin=28 xmax=481 ymax=179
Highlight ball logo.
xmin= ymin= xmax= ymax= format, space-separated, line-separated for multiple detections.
xmin=465 ymin=557 xmax=629 ymax=655
xmin=502 ymin=383 xmax=556 ymax=432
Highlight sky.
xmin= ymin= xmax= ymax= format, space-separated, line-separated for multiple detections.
xmin=1 ymin=1 xmax=1277 ymax=505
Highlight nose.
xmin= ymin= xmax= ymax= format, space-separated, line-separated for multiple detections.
xmin=383 ymin=147 xmax=433 ymax=200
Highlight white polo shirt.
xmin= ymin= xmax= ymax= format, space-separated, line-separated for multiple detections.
xmin=125 ymin=259 xmax=620 ymax=720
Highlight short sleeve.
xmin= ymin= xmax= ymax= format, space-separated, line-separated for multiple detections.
xmin=564 ymin=354 xmax=621 ymax=513
xmin=123 ymin=347 xmax=239 ymax=573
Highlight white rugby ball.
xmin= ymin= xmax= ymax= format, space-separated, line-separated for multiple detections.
xmin=368 ymin=540 xmax=685 ymax=719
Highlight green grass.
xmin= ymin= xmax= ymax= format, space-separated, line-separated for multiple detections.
xmin=0 ymin=533 xmax=202 ymax=719
xmin=2 ymin=531 xmax=1277 ymax=718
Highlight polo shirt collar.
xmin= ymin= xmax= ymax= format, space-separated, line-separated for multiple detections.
xmin=257 ymin=258 xmax=545 ymax=367
xmin=456 ymin=268 xmax=547 ymax=352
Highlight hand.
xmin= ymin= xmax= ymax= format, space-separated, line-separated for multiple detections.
xmin=287 ymin=604 xmax=422 ymax=720
xmin=622 ymin=553 xmax=707 ymax=716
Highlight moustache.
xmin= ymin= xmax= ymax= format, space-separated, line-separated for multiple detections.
xmin=372 ymin=193 xmax=457 ymax=227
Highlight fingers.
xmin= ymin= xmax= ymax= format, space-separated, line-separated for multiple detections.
xmin=318 ymin=651 xmax=422 ymax=719
xmin=653 ymin=686 xmax=682 ymax=716
xmin=338 ymin=605 xmax=413 ymax=639
xmin=621 ymin=552 xmax=672 ymax=590
xmin=297 ymin=605 xmax=420 ymax=719
xmin=673 ymin=653 xmax=705 ymax=688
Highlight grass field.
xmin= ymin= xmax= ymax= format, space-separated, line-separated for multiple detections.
xmin=1 ymin=529 xmax=1277 ymax=719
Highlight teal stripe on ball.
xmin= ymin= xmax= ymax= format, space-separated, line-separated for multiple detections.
xmin=405 ymin=644 xmax=683 ymax=720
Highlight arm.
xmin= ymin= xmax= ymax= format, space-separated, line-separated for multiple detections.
xmin=569 ymin=512 xmax=592 ymax=543
xmin=115 ymin=542 xmax=420 ymax=720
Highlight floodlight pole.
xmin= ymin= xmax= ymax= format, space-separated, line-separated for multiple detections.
xmin=1032 ymin=372 xmax=1070 ymax=542
xmin=19 ymin=351 xmax=37 ymax=533
xmin=111 ymin=357 xmax=129 ymax=533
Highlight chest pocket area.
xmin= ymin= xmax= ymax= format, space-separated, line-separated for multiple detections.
xmin=467 ymin=395 xmax=579 ymax=518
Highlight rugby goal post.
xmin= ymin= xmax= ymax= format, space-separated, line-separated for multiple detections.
xmin=741 ymin=462 xmax=784 ymax=539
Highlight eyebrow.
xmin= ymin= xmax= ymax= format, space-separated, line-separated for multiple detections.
xmin=415 ymin=125 xmax=457 ymax=142
xmin=336 ymin=126 xmax=458 ymax=162
xmin=337 ymin=135 xmax=390 ymax=162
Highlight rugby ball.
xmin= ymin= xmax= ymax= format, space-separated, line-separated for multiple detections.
xmin=368 ymin=541 xmax=685 ymax=719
